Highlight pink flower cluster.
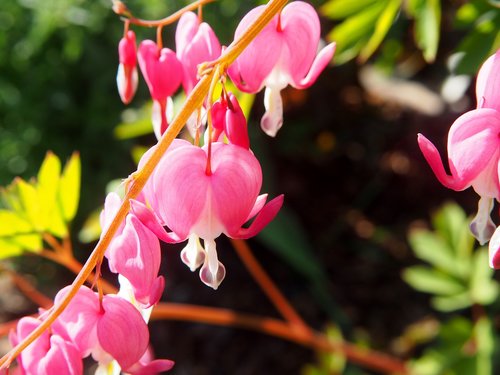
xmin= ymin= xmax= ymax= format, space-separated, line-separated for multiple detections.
xmin=10 ymin=286 xmax=174 ymax=374
xmin=10 ymin=2 xmax=333 ymax=374
xmin=116 ymin=1 xmax=334 ymax=138
xmin=418 ymin=49 xmax=500 ymax=268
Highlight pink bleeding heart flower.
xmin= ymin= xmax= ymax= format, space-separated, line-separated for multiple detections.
xmin=54 ymin=286 xmax=174 ymax=374
xmin=100 ymin=192 xmax=164 ymax=308
xmin=176 ymin=11 xmax=222 ymax=94
xmin=137 ymin=140 xmax=283 ymax=289
xmin=138 ymin=40 xmax=183 ymax=138
xmin=228 ymin=1 xmax=335 ymax=137
xmin=117 ymin=30 xmax=139 ymax=105
xmin=9 ymin=316 xmax=83 ymax=375
xmin=418 ymin=49 xmax=500 ymax=250
xmin=211 ymin=92 xmax=249 ymax=149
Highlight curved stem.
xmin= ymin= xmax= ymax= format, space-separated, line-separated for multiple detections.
xmin=119 ymin=0 xmax=215 ymax=28
xmin=150 ymin=303 xmax=410 ymax=375
xmin=230 ymin=239 xmax=311 ymax=334
xmin=0 ymin=0 xmax=288 ymax=368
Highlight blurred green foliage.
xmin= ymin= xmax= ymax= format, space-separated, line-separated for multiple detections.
xmin=321 ymin=0 xmax=500 ymax=73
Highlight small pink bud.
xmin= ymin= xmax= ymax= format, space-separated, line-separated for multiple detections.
xmin=117 ymin=30 xmax=138 ymax=104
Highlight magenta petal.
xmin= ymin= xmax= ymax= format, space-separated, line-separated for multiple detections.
xmin=280 ymin=1 xmax=321 ymax=84
xmin=417 ymin=134 xmax=468 ymax=191
xmin=127 ymin=359 xmax=175 ymax=375
xmin=489 ymin=225 xmax=500 ymax=268
xmin=38 ymin=336 xmax=82 ymax=375
xmin=106 ymin=215 xmax=163 ymax=307
xmin=130 ymin=199 xmax=184 ymax=244
xmin=138 ymin=40 xmax=182 ymax=101
xmin=225 ymin=93 xmax=249 ymax=148
xmin=54 ymin=286 xmax=100 ymax=357
xmin=245 ymin=194 xmax=268 ymax=222
xmin=476 ymin=49 xmax=500 ymax=111
xmin=448 ymin=109 xmax=500 ymax=183
xmin=210 ymin=143 xmax=262 ymax=235
xmin=228 ymin=6 xmax=281 ymax=93
xmin=233 ymin=194 xmax=284 ymax=239
xmin=153 ymin=145 xmax=209 ymax=238
xmin=98 ymin=295 xmax=149 ymax=371
xmin=292 ymin=43 xmax=335 ymax=89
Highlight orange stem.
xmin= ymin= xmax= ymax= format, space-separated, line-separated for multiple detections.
xmin=0 ymin=267 xmax=52 ymax=310
xmin=150 ymin=303 xmax=409 ymax=375
xmin=121 ymin=0 xmax=214 ymax=28
xmin=230 ymin=239 xmax=310 ymax=334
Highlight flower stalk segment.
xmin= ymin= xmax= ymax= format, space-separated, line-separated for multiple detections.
xmin=0 ymin=0 xmax=290 ymax=369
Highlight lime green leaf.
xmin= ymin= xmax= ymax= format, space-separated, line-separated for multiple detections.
xmin=431 ymin=291 xmax=472 ymax=312
xmin=114 ymin=102 xmax=154 ymax=140
xmin=37 ymin=152 xmax=66 ymax=237
xmin=328 ymin=1 xmax=387 ymax=63
xmin=413 ymin=0 xmax=441 ymax=62
xmin=59 ymin=152 xmax=80 ymax=222
xmin=78 ymin=208 xmax=102 ymax=243
xmin=408 ymin=229 xmax=462 ymax=276
xmin=0 ymin=210 xmax=42 ymax=256
xmin=475 ymin=317 xmax=494 ymax=375
xmin=432 ymin=202 xmax=474 ymax=259
xmin=359 ymin=0 xmax=402 ymax=62
xmin=469 ymin=248 xmax=498 ymax=305
xmin=16 ymin=178 xmax=42 ymax=231
xmin=320 ymin=0 xmax=379 ymax=19
xmin=403 ymin=266 xmax=465 ymax=295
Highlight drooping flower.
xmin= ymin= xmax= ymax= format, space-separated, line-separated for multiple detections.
xmin=211 ymin=92 xmax=249 ymax=149
xmin=117 ymin=30 xmax=139 ymax=104
xmin=418 ymin=49 xmax=500 ymax=250
xmin=135 ymin=139 xmax=283 ymax=289
xmin=54 ymin=286 xmax=174 ymax=374
xmin=137 ymin=40 xmax=183 ymax=138
xmin=175 ymin=11 xmax=221 ymax=95
xmin=228 ymin=1 xmax=335 ymax=137
xmin=10 ymin=316 xmax=83 ymax=375
xmin=100 ymin=192 xmax=164 ymax=308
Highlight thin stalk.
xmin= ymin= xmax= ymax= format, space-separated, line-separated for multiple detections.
xmin=150 ymin=303 xmax=410 ymax=375
xmin=230 ymin=239 xmax=310 ymax=334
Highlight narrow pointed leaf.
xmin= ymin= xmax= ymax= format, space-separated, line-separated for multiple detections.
xmin=321 ymin=0 xmax=379 ymax=19
xmin=359 ymin=0 xmax=402 ymax=62
xmin=413 ymin=0 xmax=441 ymax=62
xmin=403 ymin=266 xmax=465 ymax=296
xmin=59 ymin=152 xmax=80 ymax=222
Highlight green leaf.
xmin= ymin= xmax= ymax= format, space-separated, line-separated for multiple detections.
xmin=59 ymin=152 xmax=80 ymax=222
xmin=431 ymin=291 xmax=472 ymax=312
xmin=475 ymin=317 xmax=494 ymax=375
xmin=0 ymin=210 xmax=42 ymax=256
xmin=408 ymin=229 xmax=463 ymax=277
xmin=469 ymin=248 xmax=498 ymax=305
xmin=359 ymin=0 xmax=402 ymax=62
xmin=16 ymin=178 xmax=42 ymax=231
xmin=114 ymin=102 xmax=154 ymax=140
xmin=78 ymin=208 xmax=102 ymax=243
xmin=328 ymin=1 xmax=387 ymax=63
xmin=432 ymin=202 xmax=474 ymax=260
xmin=413 ymin=0 xmax=441 ymax=62
xmin=320 ymin=0 xmax=379 ymax=19
xmin=403 ymin=266 xmax=465 ymax=296
xmin=37 ymin=151 xmax=66 ymax=237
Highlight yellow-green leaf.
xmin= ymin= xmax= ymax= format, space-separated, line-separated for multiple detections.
xmin=321 ymin=0 xmax=379 ymax=19
xmin=414 ymin=0 xmax=441 ymax=62
xmin=16 ymin=178 xmax=42 ymax=231
xmin=59 ymin=152 xmax=81 ymax=222
xmin=359 ymin=0 xmax=402 ymax=62
xmin=37 ymin=151 xmax=64 ymax=235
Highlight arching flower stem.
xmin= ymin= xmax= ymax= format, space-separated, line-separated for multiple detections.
xmin=0 ymin=0 xmax=290 ymax=369
xmin=113 ymin=0 xmax=215 ymax=28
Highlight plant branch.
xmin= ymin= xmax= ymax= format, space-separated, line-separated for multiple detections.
xmin=150 ymin=303 xmax=410 ymax=375
xmin=230 ymin=239 xmax=311 ymax=334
